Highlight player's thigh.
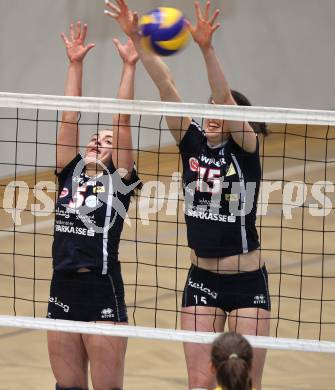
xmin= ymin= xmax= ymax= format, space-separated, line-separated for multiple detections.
xmin=83 ymin=323 xmax=128 ymax=389
xmin=47 ymin=331 xmax=88 ymax=388
xmin=228 ymin=307 xmax=270 ymax=336
xmin=228 ymin=307 xmax=270 ymax=389
xmin=227 ymin=265 xmax=271 ymax=337
xmin=182 ymin=306 xmax=226 ymax=387
xmin=181 ymin=264 xmax=228 ymax=386
xmin=182 ymin=305 xmax=226 ymax=332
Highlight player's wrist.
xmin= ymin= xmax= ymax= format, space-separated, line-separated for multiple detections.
xmin=123 ymin=61 xmax=137 ymax=69
xmin=200 ymin=43 xmax=214 ymax=55
xmin=68 ymin=59 xmax=84 ymax=67
xmin=130 ymin=32 xmax=141 ymax=44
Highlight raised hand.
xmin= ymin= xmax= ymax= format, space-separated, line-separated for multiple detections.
xmin=105 ymin=0 xmax=140 ymax=40
xmin=186 ymin=0 xmax=220 ymax=50
xmin=113 ymin=37 xmax=139 ymax=66
xmin=61 ymin=21 xmax=95 ymax=63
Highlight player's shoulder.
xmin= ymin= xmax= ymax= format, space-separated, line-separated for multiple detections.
xmin=179 ymin=119 xmax=205 ymax=152
xmin=188 ymin=119 xmax=203 ymax=133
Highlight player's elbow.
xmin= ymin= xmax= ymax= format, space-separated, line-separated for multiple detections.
xmin=210 ymin=91 xmax=235 ymax=106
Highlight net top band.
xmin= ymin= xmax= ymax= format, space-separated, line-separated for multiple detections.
xmin=1 ymin=92 xmax=335 ymax=126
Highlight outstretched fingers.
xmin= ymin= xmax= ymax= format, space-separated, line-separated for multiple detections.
xmin=69 ymin=23 xmax=75 ymax=41
xmin=66 ymin=21 xmax=88 ymax=43
xmin=80 ymin=23 xmax=88 ymax=42
xmin=211 ymin=23 xmax=221 ymax=34
xmin=104 ymin=10 xmax=117 ymax=19
xmin=204 ymin=0 xmax=211 ymax=20
xmin=75 ymin=21 xmax=81 ymax=40
xmin=105 ymin=1 xmax=120 ymax=13
xmin=116 ymin=0 xmax=127 ymax=11
xmin=105 ymin=0 xmax=129 ymax=15
xmin=194 ymin=1 xmax=203 ymax=21
xmin=84 ymin=42 xmax=95 ymax=55
xmin=112 ymin=37 xmax=121 ymax=49
xmin=104 ymin=0 xmax=120 ymax=18
xmin=184 ymin=19 xmax=195 ymax=35
xmin=132 ymin=11 xmax=139 ymax=27
xmin=60 ymin=32 xmax=69 ymax=46
xmin=209 ymin=9 xmax=220 ymax=26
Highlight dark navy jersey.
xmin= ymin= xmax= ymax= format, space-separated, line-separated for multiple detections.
xmin=179 ymin=121 xmax=261 ymax=258
xmin=53 ymin=154 xmax=140 ymax=274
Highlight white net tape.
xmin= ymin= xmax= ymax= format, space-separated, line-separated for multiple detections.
xmin=1 ymin=316 xmax=335 ymax=353
xmin=2 ymin=92 xmax=335 ymax=125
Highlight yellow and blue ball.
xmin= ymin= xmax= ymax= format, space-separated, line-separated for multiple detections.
xmin=139 ymin=7 xmax=190 ymax=56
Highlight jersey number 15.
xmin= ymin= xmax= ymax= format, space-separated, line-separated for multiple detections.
xmin=196 ymin=167 xmax=222 ymax=194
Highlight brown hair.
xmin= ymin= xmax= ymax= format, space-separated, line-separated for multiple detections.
xmin=211 ymin=332 xmax=253 ymax=390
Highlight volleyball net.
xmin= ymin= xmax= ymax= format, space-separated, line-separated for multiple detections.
xmin=0 ymin=92 xmax=334 ymax=353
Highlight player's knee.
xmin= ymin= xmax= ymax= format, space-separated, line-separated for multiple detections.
xmin=56 ymin=384 xmax=88 ymax=390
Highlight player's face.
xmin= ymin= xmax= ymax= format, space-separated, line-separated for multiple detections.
xmin=204 ymin=99 xmax=230 ymax=145
xmin=205 ymin=119 xmax=229 ymax=145
xmin=85 ymin=130 xmax=113 ymax=166
xmin=204 ymin=118 xmax=230 ymax=144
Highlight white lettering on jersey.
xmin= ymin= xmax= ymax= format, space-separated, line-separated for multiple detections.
xmin=55 ymin=207 xmax=70 ymax=219
xmin=54 ymin=224 xmax=96 ymax=237
xmin=186 ymin=208 xmax=236 ymax=223
xmin=199 ymin=155 xmax=226 ymax=167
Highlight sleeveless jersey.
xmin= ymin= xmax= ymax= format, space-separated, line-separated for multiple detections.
xmin=53 ymin=154 xmax=140 ymax=274
xmin=179 ymin=121 xmax=260 ymax=258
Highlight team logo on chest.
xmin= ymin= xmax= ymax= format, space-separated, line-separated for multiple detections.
xmin=93 ymin=185 xmax=105 ymax=194
xmin=85 ymin=195 xmax=99 ymax=208
xmin=189 ymin=157 xmax=199 ymax=172
xmin=59 ymin=188 xmax=69 ymax=198
xmin=226 ymin=163 xmax=236 ymax=177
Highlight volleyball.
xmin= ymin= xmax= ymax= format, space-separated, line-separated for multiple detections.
xmin=139 ymin=7 xmax=190 ymax=56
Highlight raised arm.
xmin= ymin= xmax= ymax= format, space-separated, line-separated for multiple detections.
xmin=188 ymin=1 xmax=257 ymax=152
xmin=111 ymin=37 xmax=138 ymax=177
xmin=56 ymin=21 xmax=95 ymax=172
xmin=105 ymin=0 xmax=191 ymax=144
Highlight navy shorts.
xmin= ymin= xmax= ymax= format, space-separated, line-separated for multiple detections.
xmin=182 ymin=264 xmax=271 ymax=312
xmin=47 ymin=262 xmax=128 ymax=322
